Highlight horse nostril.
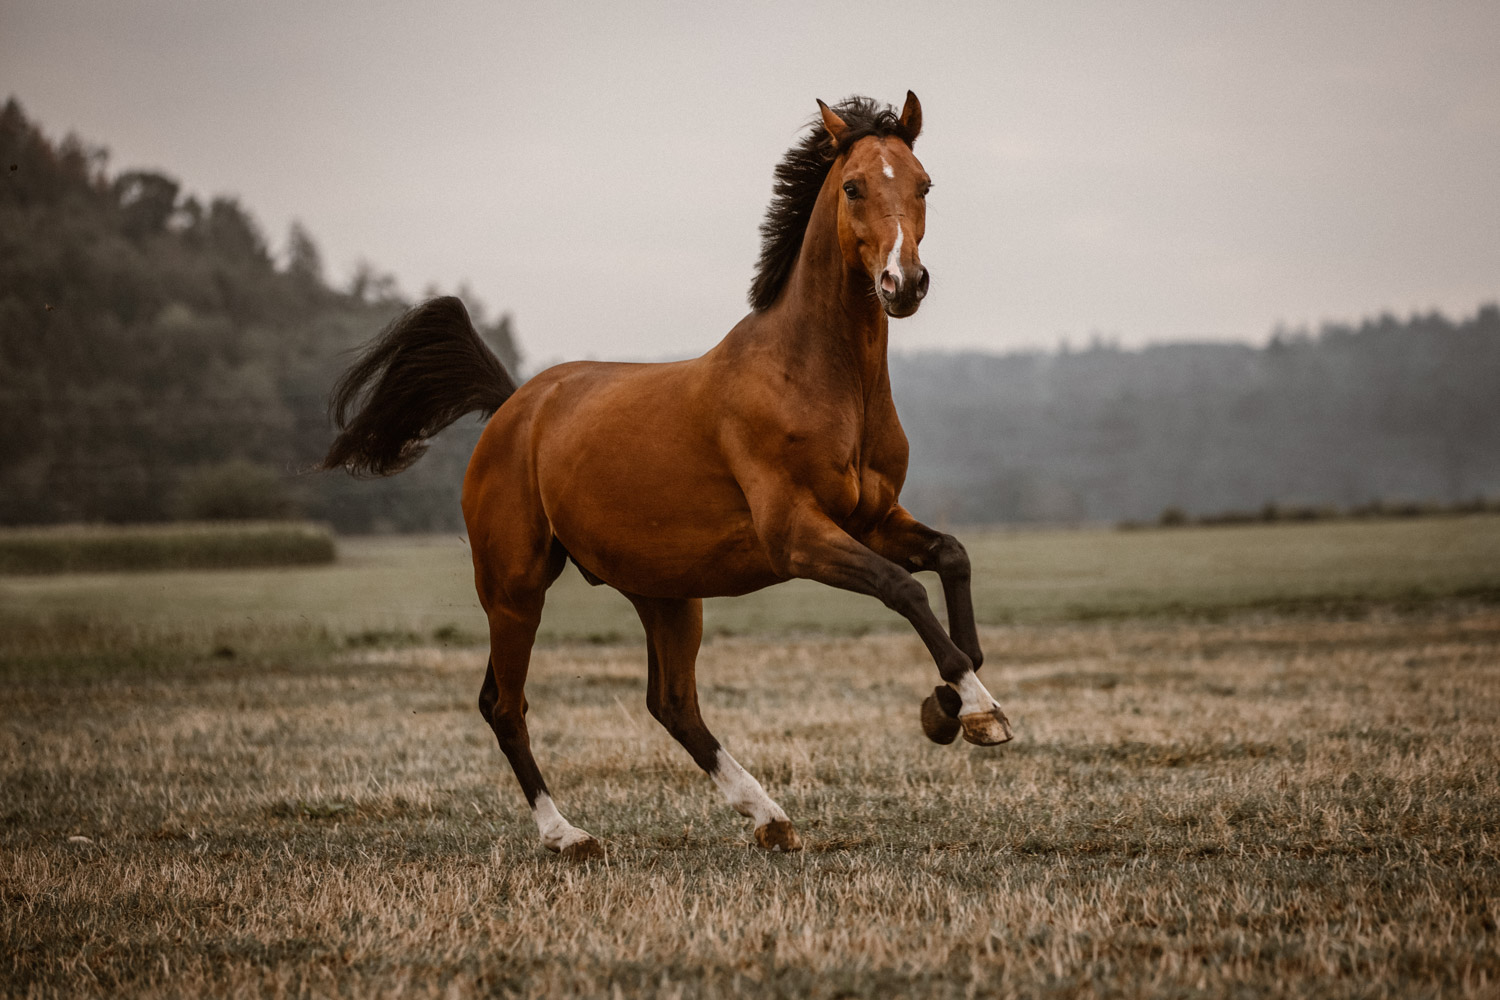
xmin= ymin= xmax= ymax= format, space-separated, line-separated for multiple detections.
xmin=880 ymin=270 xmax=898 ymax=294
xmin=916 ymin=268 xmax=930 ymax=298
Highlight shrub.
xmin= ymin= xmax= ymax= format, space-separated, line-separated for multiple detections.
xmin=174 ymin=460 xmax=296 ymax=521
xmin=0 ymin=521 xmax=336 ymax=574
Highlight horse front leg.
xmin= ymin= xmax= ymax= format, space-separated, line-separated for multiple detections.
xmin=864 ymin=505 xmax=984 ymax=669
xmin=767 ymin=508 xmax=1012 ymax=746
xmin=862 ymin=507 xmax=992 ymax=745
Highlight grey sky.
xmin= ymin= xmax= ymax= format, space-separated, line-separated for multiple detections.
xmin=4 ymin=1 xmax=1498 ymax=362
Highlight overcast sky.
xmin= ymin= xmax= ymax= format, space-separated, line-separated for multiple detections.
xmin=4 ymin=1 xmax=1498 ymax=363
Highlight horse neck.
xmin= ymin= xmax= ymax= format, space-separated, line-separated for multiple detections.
xmin=768 ymin=183 xmax=890 ymax=398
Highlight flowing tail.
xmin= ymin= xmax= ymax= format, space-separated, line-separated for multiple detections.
xmin=322 ymin=296 xmax=517 ymax=476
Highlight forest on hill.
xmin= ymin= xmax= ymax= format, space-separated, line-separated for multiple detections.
xmin=0 ymin=98 xmax=519 ymax=532
xmin=3 ymin=97 xmax=1497 ymax=532
xmin=892 ymin=307 xmax=1500 ymax=525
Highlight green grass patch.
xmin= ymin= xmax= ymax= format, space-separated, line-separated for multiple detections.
xmin=0 ymin=521 xmax=336 ymax=574
xmin=2 ymin=516 xmax=1499 ymax=654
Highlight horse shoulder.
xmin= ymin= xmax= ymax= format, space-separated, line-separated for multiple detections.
xmin=717 ymin=372 xmax=863 ymax=522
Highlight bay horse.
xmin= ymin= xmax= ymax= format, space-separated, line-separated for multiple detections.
xmin=324 ymin=92 xmax=1012 ymax=859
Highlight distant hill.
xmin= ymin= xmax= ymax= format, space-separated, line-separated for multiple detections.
xmin=0 ymin=97 xmax=519 ymax=532
xmin=892 ymin=307 xmax=1500 ymax=525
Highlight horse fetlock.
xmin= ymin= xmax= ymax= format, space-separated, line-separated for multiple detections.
xmin=754 ymin=819 xmax=803 ymax=852
xmin=936 ymin=653 xmax=976 ymax=687
xmin=711 ymin=748 xmax=790 ymax=828
xmin=532 ymin=792 xmax=599 ymax=857
xmin=945 ymin=671 xmax=1012 ymax=745
xmin=727 ymin=796 xmax=759 ymax=819
xmin=948 ymin=670 xmax=996 ymax=713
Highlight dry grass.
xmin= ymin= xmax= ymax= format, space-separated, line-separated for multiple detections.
xmin=4 ymin=608 xmax=1498 ymax=998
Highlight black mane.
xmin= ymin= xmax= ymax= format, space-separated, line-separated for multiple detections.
xmin=748 ymin=96 xmax=918 ymax=311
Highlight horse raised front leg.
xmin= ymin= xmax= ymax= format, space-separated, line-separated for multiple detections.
xmin=773 ymin=511 xmax=1012 ymax=747
xmin=863 ymin=507 xmax=995 ymax=744
xmin=865 ymin=506 xmax=984 ymax=669
xmin=628 ymin=595 xmax=800 ymax=851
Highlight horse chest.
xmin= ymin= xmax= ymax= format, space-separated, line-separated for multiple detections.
xmin=815 ymin=426 xmax=904 ymax=530
xmin=852 ymin=447 xmax=903 ymax=526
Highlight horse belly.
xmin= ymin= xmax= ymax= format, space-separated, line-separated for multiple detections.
xmin=539 ymin=438 xmax=778 ymax=599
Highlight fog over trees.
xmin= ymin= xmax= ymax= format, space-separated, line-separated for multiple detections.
xmin=893 ymin=307 xmax=1500 ymax=526
xmin=3 ymin=98 xmax=1497 ymax=532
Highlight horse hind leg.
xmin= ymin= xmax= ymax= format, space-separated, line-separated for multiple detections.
xmin=477 ymin=555 xmax=604 ymax=861
xmin=629 ymin=595 xmax=801 ymax=852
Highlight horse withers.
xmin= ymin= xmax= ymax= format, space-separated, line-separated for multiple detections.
xmin=324 ymin=92 xmax=1012 ymax=859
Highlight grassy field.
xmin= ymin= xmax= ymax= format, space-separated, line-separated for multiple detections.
xmin=3 ymin=515 xmax=1499 ymax=649
xmin=3 ymin=518 xmax=1499 ymax=998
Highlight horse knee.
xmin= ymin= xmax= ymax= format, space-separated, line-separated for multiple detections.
xmin=934 ymin=536 xmax=971 ymax=579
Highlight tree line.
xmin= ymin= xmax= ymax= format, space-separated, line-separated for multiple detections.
xmin=0 ymin=98 xmax=519 ymax=532
xmin=4 ymin=97 xmax=1496 ymax=533
xmin=892 ymin=306 xmax=1500 ymax=526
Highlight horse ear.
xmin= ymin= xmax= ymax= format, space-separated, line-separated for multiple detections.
xmin=817 ymin=99 xmax=848 ymax=147
xmin=899 ymin=90 xmax=923 ymax=142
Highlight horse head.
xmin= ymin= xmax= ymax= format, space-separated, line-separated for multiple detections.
xmin=818 ymin=91 xmax=931 ymax=318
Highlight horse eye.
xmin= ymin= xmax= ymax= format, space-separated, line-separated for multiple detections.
xmin=843 ymin=182 xmax=860 ymax=199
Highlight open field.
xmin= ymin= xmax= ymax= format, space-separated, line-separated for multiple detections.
xmin=3 ymin=518 xmax=1499 ymax=997
xmin=3 ymin=515 xmax=1499 ymax=650
xmin=4 ymin=610 xmax=1498 ymax=998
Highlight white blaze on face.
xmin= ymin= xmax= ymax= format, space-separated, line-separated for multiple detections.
xmin=530 ymin=791 xmax=594 ymax=852
xmin=881 ymin=156 xmax=895 ymax=179
xmin=950 ymin=670 xmax=1003 ymax=718
xmin=883 ymin=222 xmax=905 ymax=287
xmin=710 ymin=748 xmax=788 ymax=828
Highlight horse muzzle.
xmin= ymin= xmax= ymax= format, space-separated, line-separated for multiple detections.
xmin=878 ymin=264 xmax=929 ymax=318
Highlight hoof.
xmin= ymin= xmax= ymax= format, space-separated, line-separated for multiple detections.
xmin=920 ymin=692 xmax=961 ymax=745
xmin=559 ymin=837 xmax=606 ymax=862
xmin=960 ymin=708 xmax=1014 ymax=746
xmin=754 ymin=819 xmax=803 ymax=852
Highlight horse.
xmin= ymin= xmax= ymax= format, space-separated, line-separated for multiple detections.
xmin=323 ymin=92 xmax=1013 ymax=859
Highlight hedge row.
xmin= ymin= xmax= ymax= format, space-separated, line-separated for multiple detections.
xmin=0 ymin=521 xmax=337 ymax=574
